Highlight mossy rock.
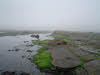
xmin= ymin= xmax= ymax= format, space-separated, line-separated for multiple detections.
xmin=33 ymin=48 xmax=53 ymax=69
xmin=52 ymin=35 xmax=71 ymax=41
xmin=52 ymin=35 xmax=67 ymax=39
xmin=33 ymin=40 xmax=51 ymax=46
xmin=81 ymin=42 xmax=87 ymax=46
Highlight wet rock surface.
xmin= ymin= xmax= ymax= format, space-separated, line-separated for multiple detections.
xmin=1 ymin=71 xmax=16 ymax=75
xmin=48 ymin=45 xmax=81 ymax=68
xmin=0 ymin=31 xmax=100 ymax=75
xmin=1 ymin=71 xmax=30 ymax=75
xmin=26 ymin=50 xmax=32 ymax=52
xmin=84 ymin=60 xmax=100 ymax=75
xmin=50 ymin=31 xmax=100 ymax=75
xmin=47 ymin=41 xmax=100 ymax=75
xmin=49 ymin=39 xmax=67 ymax=46
xmin=30 ymin=34 xmax=40 ymax=40
xmin=76 ymin=60 xmax=100 ymax=75
xmin=20 ymin=72 xmax=30 ymax=75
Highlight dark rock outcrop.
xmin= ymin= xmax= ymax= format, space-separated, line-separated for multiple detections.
xmin=26 ymin=50 xmax=32 ymax=52
xmin=1 ymin=72 xmax=30 ymax=75
xmin=31 ymin=34 xmax=40 ymax=40
xmin=1 ymin=71 xmax=16 ymax=75
xmin=49 ymin=39 xmax=67 ymax=46
xmin=20 ymin=72 xmax=30 ymax=75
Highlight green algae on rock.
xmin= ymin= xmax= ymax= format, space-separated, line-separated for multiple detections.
xmin=33 ymin=48 xmax=53 ymax=69
xmin=52 ymin=35 xmax=71 ymax=42
xmin=33 ymin=40 xmax=51 ymax=46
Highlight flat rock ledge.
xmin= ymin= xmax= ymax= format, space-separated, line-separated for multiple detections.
xmin=47 ymin=45 xmax=81 ymax=68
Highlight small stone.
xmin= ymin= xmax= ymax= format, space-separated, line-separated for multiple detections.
xmin=22 ymin=56 xmax=25 ymax=58
xmin=15 ymin=48 xmax=20 ymax=51
xmin=20 ymin=72 xmax=30 ymax=75
xmin=26 ymin=50 xmax=32 ymax=52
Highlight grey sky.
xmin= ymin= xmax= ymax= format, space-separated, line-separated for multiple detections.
xmin=0 ymin=0 xmax=100 ymax=32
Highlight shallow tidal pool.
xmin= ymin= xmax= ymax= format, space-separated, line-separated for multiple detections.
xmin=0 ymin=33 xmax=53 ymax=75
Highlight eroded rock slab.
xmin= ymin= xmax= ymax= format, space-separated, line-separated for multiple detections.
xmin=84 ymin=59 xmax=100 ymax=75
xmin=76 ymin=68 xmax=88 ymax=75
xmin=48 ymin=45 xmax=81 ymax=68
xmin=67 ymin=46 xmax=97 ymax=61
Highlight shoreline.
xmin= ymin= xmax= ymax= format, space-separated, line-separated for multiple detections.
xmin=33 ymin=31 xmax=100 ymax=75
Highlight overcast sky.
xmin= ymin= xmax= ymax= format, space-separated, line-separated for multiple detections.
xmin=0 ymin=0 xmax=100 ymax=32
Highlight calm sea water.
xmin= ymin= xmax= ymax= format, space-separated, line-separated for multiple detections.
xmin=0 ymin=33 xmax=53 ymax=75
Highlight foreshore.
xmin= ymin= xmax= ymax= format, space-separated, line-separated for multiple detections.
xmin=33 ymin=31 xmax=100 ymax=75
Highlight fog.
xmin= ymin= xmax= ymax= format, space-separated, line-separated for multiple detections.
xmin=0 ymin=0 xmax=100 ymax=32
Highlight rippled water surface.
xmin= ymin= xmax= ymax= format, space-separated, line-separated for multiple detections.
xmin=0 ymin=33 xmax=53 ymax=75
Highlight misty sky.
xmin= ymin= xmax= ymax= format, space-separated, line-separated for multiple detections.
xmin=0 ymin=0 xmax=100 ymax=32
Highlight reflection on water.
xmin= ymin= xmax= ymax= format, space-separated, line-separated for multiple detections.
xmin=0 ymin=33 xmax=53 ymax=75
